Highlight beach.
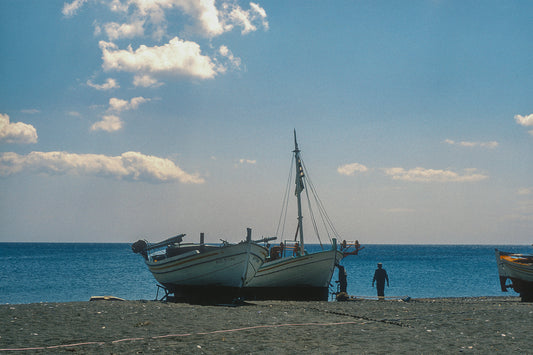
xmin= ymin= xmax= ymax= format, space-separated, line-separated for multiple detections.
xmin=1 ymin=297 xmax=531 ymax=354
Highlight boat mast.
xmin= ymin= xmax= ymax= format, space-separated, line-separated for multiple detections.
xmin=293 ymin=129 xmax=305 ymax=255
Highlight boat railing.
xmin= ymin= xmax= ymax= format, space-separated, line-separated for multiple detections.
xmin=144 ymin=234 xmax=186 ymax=251
xmin=340 ymin=239 xmax=364 ymax=256
xmin=253 ymin=236 xmax=277 ymax=244
xmin=150 ymin=241 xmax=229 ymax=251
xmin=282 ymin=240 xmax=302 ymax=257
xmin=147 ymin=241 xmax=226 ymax=262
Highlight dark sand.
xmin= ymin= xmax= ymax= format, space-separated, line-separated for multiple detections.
xmin=1 ymin=297 xmax=531 ymax=353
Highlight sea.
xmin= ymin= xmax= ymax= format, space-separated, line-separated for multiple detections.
xmin=1 ymin=243 xmax=531 ymax=304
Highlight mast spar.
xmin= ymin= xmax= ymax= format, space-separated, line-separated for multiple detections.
xmin=293 ymin=129 xmax=305 ymax=255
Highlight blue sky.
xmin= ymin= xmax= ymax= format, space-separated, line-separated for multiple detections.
xmin=1 ymin=0 xmax=532 ymax=244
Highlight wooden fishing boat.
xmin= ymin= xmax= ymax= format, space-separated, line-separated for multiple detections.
xmin=243 ymin=131 xmax=346 ymax=301
xmin=495 ymin=249 xmax=533 ymax=302
xmin=132 ymin=229 xmax=268 ymax=301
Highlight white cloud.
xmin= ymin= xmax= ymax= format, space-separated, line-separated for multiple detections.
xmin=239 ymin=159 xmax=256 ymax=165
xmin=218 ymin=45 xmax=241 ymax=72
xmin=99 ymin=38 xmax=217 ymax=80
xmin=103 ymin=20 xmax=145 ymax=40
xmin=87 ymin=78 xmax=120 ymax=90
xmin=0 ymin=113 xmax=38 ymax=144
xmin=337 ymin=163 xmax=368 ymax=176
xmin=21 ymin=109 xmax=40 ymax=114
xmin=133 ymin=74 xmax=163 ymax=88
xmin=69 ymin=1 xmax=268 ymax=87
xmin=104 ymin=0 xmax=268 ymax=39
xmin=444 ymin=139 xmax=498 ymax=149
xmin=180 ymin=0 xmax=225 ymax=37
xmin=0 ymin=151 xmax=204 ymax=184
xmin=62 ymin=0 xmax=87 ymax=17
xmin=108 ymin=98 xmax=129 ymax=112
xmin=90 ymin=115 xmax=123 ymax=132
xmin=108 ymin=96 xmax=150 ymax=112
xmin=222 ymin=2 xmax=269 ymax=35
xmin=250 ymin=2 xmax=268 ymax=27
xmin=514 ymin=113 xmax=533 ymax=127
xmin=90 ymin=97 xmax=148 ymax=133
xmin=102 ymin=0 xmax=222 ymax=39
xmin=383 ymin=167 xmax=488 ymax=183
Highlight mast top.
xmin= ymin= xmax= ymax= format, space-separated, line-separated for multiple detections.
xmin=292 ymin=129 xmax=305 ymax=254
xmin=293 ymin=129 xmax=300 ymax=153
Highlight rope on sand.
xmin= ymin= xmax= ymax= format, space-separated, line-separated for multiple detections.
xmin=0 ymin=321 xmax=360 ymax=351
xmin=306 ymin=306 xmax=412 ymax=328
xmin=0 ymin=342 xmax=105 ymax=351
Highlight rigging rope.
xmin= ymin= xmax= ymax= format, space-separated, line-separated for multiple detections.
xmin=300 ymin=156 xmax=340 ymax=244
xmin=275 ymin=150 xmax=341 ymax=249
xmin=275 ymin=156 xmax=294 ymax=241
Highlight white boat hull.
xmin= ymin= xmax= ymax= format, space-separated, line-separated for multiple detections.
xmin=246 ymin=249 xmax=342 ymax=288
xmin=147 ymin=243 xmax=267 ymax=289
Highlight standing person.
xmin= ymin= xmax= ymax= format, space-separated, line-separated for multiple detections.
xmin=337 ymin=265 xmax=347 ymax=294
xmin=372 ymin=262 xmax=389 ymax=300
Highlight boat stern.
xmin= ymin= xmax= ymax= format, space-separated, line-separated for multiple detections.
xmin=495 ymin=249 xmax=509 ymax=291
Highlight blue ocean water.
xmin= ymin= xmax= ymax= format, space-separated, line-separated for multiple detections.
xmin=336 ymin=244 xmax=532 ymax=299
xmin=1 ymin=243 xmax=531 ymax=304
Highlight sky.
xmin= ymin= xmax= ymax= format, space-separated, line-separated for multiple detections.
xmin=1 ymin=0 xmax=532 ymax=245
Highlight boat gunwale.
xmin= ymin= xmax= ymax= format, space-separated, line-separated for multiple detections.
xmin=256 ymin=249 xmax=341 ymax=273
xmin=500 ymin=254 xmax=533 ymax=266
xmin=148 ymin=245 xmax=267 ymax=274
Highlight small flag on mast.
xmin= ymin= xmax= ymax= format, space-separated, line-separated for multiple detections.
xmin=295 ymin=157 xmax=305 ymax=195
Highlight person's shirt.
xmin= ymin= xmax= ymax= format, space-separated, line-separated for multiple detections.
xmin=373 ymin=269 xmax=389 ymax=283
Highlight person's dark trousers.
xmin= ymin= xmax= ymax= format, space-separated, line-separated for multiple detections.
xmin=377 ymin=283 xmax=385 ymax=297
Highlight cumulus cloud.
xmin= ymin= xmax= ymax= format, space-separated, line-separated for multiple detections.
xmin=103 ymin=0 xmax=221 ymax=40
xmin=180 ymin=0 xmax=225 ymax=37
xmin=133 ymin=74 xmax=163 ymax=88
xmin=383 ymin=167 xmax=488 ymax=183
xmin=66 ymin=1 xmax=268 ymax=87
xmin=90 ymin=97 xmax=149 ymax=133
xmin=514 ymin=114 xmax=533 ymax=127
xmin=515 ymin=114 xmax=533 ymax=136
xmin=337 ymin=163 xmax=368 ymax=176
xmin=223 ymin=1 xmax=269 ymax=35
xmin=100 ymin=38 xmax=217 ymax=80
xmin=0 ymin=151 xmax=204 ymax=184
xmin=62 ymin=0 xmax=87 ymax=17
xmin=0 ymin=113 xmax=38 ymax=144
xmin=108 ymin=96 xmax=150 ymax=112
xmin=102 ymin=20 xmax=145 ymax=40
xmin=250 ymin=2 xmax=268 ymax=27
xmin=444 ymin=139 xmax=498 ymax=149
xmin=102 ymin=0 xmax=268 ymax=39
xmin=87 ymin=78 xmax=120 ymax=90
xmin=90 ymin=115 xmax=123 ymax=132
xmin=217 ymin=45 xmax=241 ymax=72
